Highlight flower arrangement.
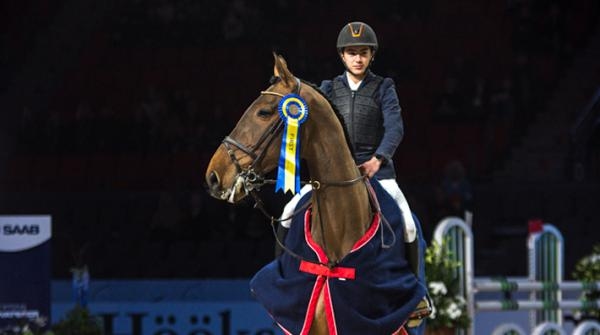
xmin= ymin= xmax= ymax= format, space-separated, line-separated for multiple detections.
xmin=571 ymin=243 xmax=600 ymax=321
xmin=51 ymin=306 xmax=102 ymax=335
xmin=0 ymin=317 xmax=52 ymax=335
xmin=425 ymin=238 xmax=471 ymax=331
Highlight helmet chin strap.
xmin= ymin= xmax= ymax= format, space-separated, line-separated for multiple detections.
xmin=366 ymin=52 xmax=375 ymax=72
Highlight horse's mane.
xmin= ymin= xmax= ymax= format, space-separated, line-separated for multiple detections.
xmin=300 ymin=79 xmax=355 ymax=157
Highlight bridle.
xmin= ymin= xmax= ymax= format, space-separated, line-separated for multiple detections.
xmin=220 ymin=77 xmax=367 ymax=204
xmin=219 ymin=79 xmax=296 ymax=202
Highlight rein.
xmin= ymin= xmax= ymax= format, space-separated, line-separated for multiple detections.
xmin=251 ymin=176 xmax=379 ymax=269
xmin=251 ymin=174 xmax=396 ymax=269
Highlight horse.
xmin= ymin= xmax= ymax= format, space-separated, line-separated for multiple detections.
xmin=205 ymin=54 xmax=428 ymax=335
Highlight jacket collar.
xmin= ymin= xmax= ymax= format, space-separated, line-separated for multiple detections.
xmin=337 ymin=70 xmax=375 ymax=89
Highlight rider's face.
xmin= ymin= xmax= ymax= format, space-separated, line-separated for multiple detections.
xmin=341 ymin=46 xmax=373 ymax=79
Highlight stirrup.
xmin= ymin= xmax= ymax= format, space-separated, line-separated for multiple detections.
xmin=406 ymin=294 xmax=433 ymax=328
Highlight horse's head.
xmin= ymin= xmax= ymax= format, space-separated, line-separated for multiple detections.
xmin=205 ymin=53 xmax=303 ymax=203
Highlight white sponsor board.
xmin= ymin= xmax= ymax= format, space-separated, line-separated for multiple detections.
xmin=0 ymin=215 xmax=52 ymax=252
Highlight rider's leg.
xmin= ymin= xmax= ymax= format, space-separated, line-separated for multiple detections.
xmin=376 ymin=181 xmax=430 ymax=335
xmin=377 ymin=179 xmax=417 ymax=242
xmin=377 ymin=179 xmax=422 ymax=280
xmin=280 ymin=184 xmax=312 ymax=228
xmin=275 ymin=184 xmax=312 ymax=257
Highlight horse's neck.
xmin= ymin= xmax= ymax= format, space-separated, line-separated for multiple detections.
xmin=304 ymin=108 xmax=372 ymax=263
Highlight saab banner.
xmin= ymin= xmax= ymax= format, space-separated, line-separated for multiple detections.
xmin=0 ymin=215 xmax=52 ymax=330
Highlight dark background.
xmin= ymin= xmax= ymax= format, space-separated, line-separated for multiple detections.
xmin=0 ymin=0 xmax=599 ymax=279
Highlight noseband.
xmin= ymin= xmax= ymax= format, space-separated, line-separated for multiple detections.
xmin=222 ymin=115 xmax=284 ymax=194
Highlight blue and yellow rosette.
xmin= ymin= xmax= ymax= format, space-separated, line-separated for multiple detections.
xmin=276 ymin=94 xmax=309 ymax=194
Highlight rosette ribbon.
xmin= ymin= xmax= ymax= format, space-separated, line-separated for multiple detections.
xmin=276 ymin=94 xmax=309 ymax=194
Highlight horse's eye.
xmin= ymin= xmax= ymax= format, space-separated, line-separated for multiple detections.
xmin=257 ymin=109 xmax=274 ymax=118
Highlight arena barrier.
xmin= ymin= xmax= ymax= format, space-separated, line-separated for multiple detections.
xmin=573 ymin=322 xmax=600 ymax=335
xmin=432 ymin=217 xmax=600 ymax=335
xmin=491 ymin=323 xmax=527 ymax=335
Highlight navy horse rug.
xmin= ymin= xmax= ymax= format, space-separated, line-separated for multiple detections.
xmin=250 ymin=180 xmax=427 ymax=335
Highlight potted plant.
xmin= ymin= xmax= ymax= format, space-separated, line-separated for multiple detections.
xmin=571 ymin=243 xmax=600 ymax=322
xmin=424 ymin=238 xmax=471 ymax=334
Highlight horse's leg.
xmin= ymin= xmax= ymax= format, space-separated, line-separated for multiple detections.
xmin=309 ymin=291 xmax=329 ymax=335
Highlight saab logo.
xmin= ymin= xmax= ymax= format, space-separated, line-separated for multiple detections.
xmin=0 ymin=215 xmax=51 ymax=252
xmin=3 ymin=224 xmax=40 ymax=235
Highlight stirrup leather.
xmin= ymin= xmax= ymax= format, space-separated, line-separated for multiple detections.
xmin=406 ymin=294 xmax=433 ymax=328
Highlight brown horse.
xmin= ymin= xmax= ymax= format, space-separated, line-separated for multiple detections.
xmin=206 ymin=54 xmax=426 ymax=335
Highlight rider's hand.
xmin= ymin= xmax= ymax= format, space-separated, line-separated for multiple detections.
xmin=359 ymin=156 xmax=382 ymax=178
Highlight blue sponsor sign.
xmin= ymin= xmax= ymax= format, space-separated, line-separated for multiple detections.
xmin=52 ymin=302 xmax=279 ymax=335
xmin=0 ymin=215 xmax=52 ymax=330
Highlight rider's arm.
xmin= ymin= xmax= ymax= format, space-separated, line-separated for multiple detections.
xmin=375 ymin=78 xmax=404 ymax=163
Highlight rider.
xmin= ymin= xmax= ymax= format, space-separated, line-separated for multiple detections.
xmin=277 ymin=22 xmax=430 ymax=331
xmin=281 ymin=21 xmax=418 ymax=252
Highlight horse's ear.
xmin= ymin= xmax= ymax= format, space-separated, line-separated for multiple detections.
xmin=273 ymin=52 xmax=295 ymax=88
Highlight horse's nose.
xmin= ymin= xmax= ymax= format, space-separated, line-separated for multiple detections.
xmin=206 ymin=170 xmax=221 ymax=193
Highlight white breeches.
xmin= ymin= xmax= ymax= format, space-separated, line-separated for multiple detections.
xmin=279 ymin=184 xmax=312 ymax=229
xmin=377 ymin=179 xmax=417 ymax=242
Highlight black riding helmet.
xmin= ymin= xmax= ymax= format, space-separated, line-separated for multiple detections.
xmin=336 ymin=22 xmax=379 ymax=53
